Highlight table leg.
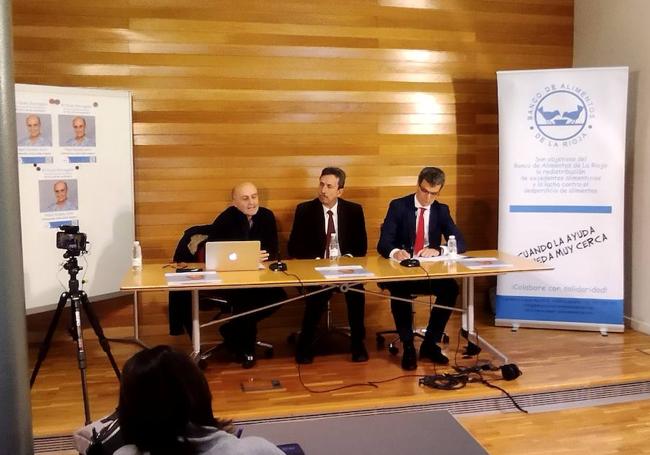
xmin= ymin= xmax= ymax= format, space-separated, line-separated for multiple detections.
xmin=463 ymin=276 xmax=509 ymax=364
xmin=191 ymin=290 xmax=200 ymax=357
xmin=461 ymin=277 xmax=469 ymax=332
xmin=467 ymin=276 xmax=475 ymax=334
xmin=106 ymin=291 xmax=148 ymax=349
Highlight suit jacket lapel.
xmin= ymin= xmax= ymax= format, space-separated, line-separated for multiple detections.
xmin=336 ymin=199 xmax=346 ymax=249
xmin=406 ymin=196 xmax=417 ymax=250
xmin=427 ymin=202 xmax=439 ymax=244
xmin=313 ymin=198 xmax=327 ymax=251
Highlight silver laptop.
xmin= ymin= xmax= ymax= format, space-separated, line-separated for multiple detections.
xmin=204 ymin=240 xmax=261 ymax=271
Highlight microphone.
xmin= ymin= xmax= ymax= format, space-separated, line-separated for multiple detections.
xmin=269 ymin=248 xmax=287 ymax=272
xmin=399 ymin=243 xmax=420 ymax=268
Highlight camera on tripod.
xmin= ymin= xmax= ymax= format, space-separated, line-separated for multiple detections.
xmin=32 ymin=224 xmax=121 ymax=425
xmin=56 ymin=225 xmax=88 ymax=256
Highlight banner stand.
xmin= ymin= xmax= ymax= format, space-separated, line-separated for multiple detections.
xmin=495 ymin=67 xmax=628 ymax=334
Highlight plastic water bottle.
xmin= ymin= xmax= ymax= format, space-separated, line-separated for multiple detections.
xmin=328 ymin=233 xmax=341 ymax=259
xmin=132 ymin=240 xmax=142 ymax=271
xmin=447 ymin=235 xmax=458 ymax=257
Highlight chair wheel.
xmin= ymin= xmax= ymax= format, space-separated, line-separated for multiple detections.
xmin=198 ymin=358 xmax=208 ymax=370
xmin=287 ymin=333 xmax=297 ymax=344
xmin=264 ymin=347 xmax=274 ymax=358
xmin=388 ymin=344 xmax=399 ymax=356
xmin=441 ymin=334 xmax=450 ymax=344
xmin=376 ymin=334 xmax=385 ymax=348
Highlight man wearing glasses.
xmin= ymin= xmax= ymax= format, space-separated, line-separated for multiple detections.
xmin=377 ymin=167 xmax=466 ymax=370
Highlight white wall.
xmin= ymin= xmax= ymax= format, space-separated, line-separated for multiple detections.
xmin=574 ymin=0 xmax=650 ymax=334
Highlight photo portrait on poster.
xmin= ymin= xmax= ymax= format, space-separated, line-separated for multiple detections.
xmin=58 ymin=114 xmax=96 ymax=147
xmin=39 ymin=179 xmax=79 ymax=213
xmin=16 ymin=112 xmax=52 ymax=147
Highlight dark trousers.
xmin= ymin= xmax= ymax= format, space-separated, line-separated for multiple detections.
xmin=168 ymin=287 xmax=286 ymax=353
xmin=299 ymin=284 xmax=366 ymax=345
xmin=382 ymin=278 xmax=459 ymax=345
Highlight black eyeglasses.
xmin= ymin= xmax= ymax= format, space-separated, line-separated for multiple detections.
xmin=418 ymin=185 xmax=440 ymax=196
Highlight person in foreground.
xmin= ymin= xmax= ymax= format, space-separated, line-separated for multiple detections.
xmin=114 ymin=345 xmax=284 ymax=455
xmin=377 ymin=167 xmax=466 ymax=371
xmin=288 ymin=167 xmax=369 ymax=363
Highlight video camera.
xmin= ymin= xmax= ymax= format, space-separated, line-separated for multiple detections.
xmin=56 ymin=225 xmax=88 ymax=256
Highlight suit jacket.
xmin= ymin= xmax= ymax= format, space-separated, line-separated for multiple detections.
xmin=210 ymin=206 xmax=280 ymax=261
xmin=288 ymin=198 xmax=367 ymax=259
xmin=169 ymin=205 xmax=281 ymax=335
xmin=377 ymin=194 xmax=466 ymax=258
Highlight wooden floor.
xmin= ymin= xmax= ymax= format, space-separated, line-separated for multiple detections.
xmin=29 ymin=307 xmax=650 ymax=454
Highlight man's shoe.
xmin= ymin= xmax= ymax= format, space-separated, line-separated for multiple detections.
xmin=419 ymin=343 xmax=449 ymax=365
xmin=295 ymin=334 xmax=315 ymax=364
xmin=351 ymin=341 xmax=369 ymax=363
xmin=295 ymin=350 xmax=314 ymax=364
xmin=241 ymin=353 xmax=256 ymax=369
xmin=463 ymin=342 xmax=482 ymax=357
xmin=401 ymin=342 xmax=417 ymax=370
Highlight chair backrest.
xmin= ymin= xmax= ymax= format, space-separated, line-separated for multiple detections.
xmin=172 ymin=224 xmax=214 ymax=263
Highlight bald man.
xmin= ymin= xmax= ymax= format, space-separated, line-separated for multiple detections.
xmin=208 ymin=182 xmax=286 ymax=367
xmin=18 ymin=114 xmax=51 ymax=147
xmin=47 ymin=180 xmax=77 ymax=211
xmin=170 ymin=182 xmax=285 ymax=368
xmin=65 ymin=116 xmax=94 ymax=146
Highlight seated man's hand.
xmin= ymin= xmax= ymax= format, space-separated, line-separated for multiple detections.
xmin=416 ymin=247 xmax=440 ymax=258
xmin=259 ymin=249 xmax=270 ymax=262
xmin=392 ymin=249 xmax=411 ymax=261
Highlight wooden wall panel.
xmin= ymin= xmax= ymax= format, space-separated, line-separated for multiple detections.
xmin=15 ymin=0 xmax=572 ymax=329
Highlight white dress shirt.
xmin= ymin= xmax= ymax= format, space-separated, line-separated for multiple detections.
xmin=389 ymin=195 xmax=432 ymax=259
xmin=322 ymin=201 xmax=339 ymax=257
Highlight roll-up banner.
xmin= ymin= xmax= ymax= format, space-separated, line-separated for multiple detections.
xmin=496 ymin=67 xmax=628 ymax=333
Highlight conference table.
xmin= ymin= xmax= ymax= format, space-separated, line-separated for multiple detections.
xmin=120 ymin=250 xmax=551 ymax=363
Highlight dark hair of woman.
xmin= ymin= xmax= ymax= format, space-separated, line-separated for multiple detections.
xmin=118 ymin=345 xmax=232 ymax=455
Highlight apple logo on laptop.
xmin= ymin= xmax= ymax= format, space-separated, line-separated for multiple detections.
xmin=228 ymin=252 xmax=238 ymax=261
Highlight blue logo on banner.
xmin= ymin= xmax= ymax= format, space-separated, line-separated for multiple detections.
xmin=528 ymin=86 xmax=594 ymax=147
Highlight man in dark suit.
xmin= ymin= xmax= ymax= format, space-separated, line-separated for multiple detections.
xmin=288 ymin=167 xmax=369 ymax=363
xmin=377 ymin=167 xmax=466 ymax=370
xmin=169 ymin=182 xmax=285 ymax=369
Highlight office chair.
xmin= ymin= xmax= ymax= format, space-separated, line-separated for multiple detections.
xmin=199 ymin=296 xmax=274 ymax=362
xmin=375 ymin=290 xmax=449 ymax=355
xmin=287 ymin=296 xmax=351 ymax=345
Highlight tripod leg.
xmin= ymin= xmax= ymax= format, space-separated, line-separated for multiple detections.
xmin=80 ymin=292 xmax=121 ymax=380
xmin=69 ymin=294 xmax=92 ymax=425
xmin=30 ymin=293 xmax=69 ymax=388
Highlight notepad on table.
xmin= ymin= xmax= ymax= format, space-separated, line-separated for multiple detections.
xmin=165 ymin=271 xmax=221 ymax=286
xmin=460 ymin=257 xmax=513 ymax=269
xmin=314 ymin=265 xmax=375 ymax=279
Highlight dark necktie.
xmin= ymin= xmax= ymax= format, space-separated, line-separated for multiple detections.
xmin=324 ymin=209 xmax=335 ymax=258
xmin=414 ymin=207 xmax=425 ymax=254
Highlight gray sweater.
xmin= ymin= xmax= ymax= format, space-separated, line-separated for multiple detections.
xmin=114 ymin=425 xmax=284 ymax=455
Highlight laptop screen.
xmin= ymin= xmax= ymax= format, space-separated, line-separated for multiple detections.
xmin=204 ymin=240 xmax=261 ymax=271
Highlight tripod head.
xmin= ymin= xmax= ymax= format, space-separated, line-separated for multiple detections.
xmin=62 ymin=253 xmax=83 ymax=294
xmin=57 ymin=225 xmax=89 ymax=294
